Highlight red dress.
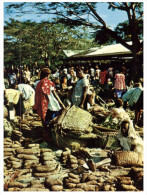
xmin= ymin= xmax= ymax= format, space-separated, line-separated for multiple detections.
xmin=34 ymin=78 xmax=55 ymax=121
xmin=100 ymin=70 xmax=108 ymax=85
xmin=114 ymin=73 xmax=126 ymax=90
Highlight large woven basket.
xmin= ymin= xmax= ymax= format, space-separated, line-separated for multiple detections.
xmin=51 ymin=130 xmax=87 ymax=150
xmin=93 ymin=128 xmax=119 ymax=149
xmin=61 ymin=105 xmax=93 ymax=133
xmin=112 ymin=151 xmax=143 ymax=167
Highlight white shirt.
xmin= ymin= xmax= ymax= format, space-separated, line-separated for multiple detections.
xmin=18 ymin=84 xmax=35 ymax=100
xmin=72 ymin=76 xmax=89 ymax=106
xmin=48 ymin=87 xmax=61 ymax=111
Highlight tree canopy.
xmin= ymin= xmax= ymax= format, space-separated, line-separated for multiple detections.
xmin=5 ymin=2 xmax=143 ymax=78
xmin=4 ymin=19 xmax=96 ymax=70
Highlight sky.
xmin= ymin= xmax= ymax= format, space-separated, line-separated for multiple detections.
xmin=4 ymin=2 xmax=129 ymax=30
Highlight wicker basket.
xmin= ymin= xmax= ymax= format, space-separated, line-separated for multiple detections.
xmin=61 ymin=105 xmax=93 ymax=133
xmin=112 ymin=151 xmax=143 ymax=167
xmin=93 ymin=128 xmax=119 ymax=149
xmin=51 ymin=130 xmax=87 ymax=150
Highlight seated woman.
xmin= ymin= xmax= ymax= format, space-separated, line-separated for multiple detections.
xmin=117 ymin=119 xmax=143 ymax=155
xmin=111 ymin=98 xmax=130 ymax=120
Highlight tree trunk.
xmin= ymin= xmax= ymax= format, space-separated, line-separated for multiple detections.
xmin=130 ymin=9 xmax=142 ymax=81
xmin=131 ymin=52 xmax=140 ymax=81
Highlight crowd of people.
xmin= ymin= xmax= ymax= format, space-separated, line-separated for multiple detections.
xmin=3 ymin=63 xmax=143 ymax=153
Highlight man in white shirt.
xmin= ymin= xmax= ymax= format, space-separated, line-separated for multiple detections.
xmin=72 ymin=68 xmax=89 ymax=109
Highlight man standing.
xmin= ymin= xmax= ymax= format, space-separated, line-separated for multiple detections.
xmin=72 ymin=68 xmax=89 ymax=109
xmin=14 ymin=83 xmax=35 ymax=119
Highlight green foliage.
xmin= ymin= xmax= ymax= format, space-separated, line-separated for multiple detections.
xmin=5 ymin=2 xmax=143 ymax=79
xmin=102 ymin=115 xmax=121 ymax=130
xmin=4 ymin=19 xmax=95 ymax=69
xmin=115 ymin=20 xmax=143 ymax=41
xmin=93 ymin=27 xmax=116 ymax=45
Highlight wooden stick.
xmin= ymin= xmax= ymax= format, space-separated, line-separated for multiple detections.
xmin=95 ymin=158 xmax=111 ymax=168
xmin=93 ymin=124 xmax=119 ymax=132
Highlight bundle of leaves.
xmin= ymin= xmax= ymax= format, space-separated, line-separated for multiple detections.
xmin=101 ymin=115 xmax=121 ymax=130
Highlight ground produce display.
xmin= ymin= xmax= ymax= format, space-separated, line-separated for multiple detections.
xmin=4 ymin=107 xmax=143 ymax=192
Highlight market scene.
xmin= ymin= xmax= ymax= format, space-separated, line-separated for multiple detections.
xmin=3 ymin=2 xmax=144 ymax=192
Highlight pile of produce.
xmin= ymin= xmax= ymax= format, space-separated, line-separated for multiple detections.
xmin=3 ymin=102 xmax=143 ymax=191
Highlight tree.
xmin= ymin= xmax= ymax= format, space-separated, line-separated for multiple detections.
xmin=4 ymin=19 xmax=95 ymax=70
xmin=93 ymin=18 xmax=143 ymax=48
xmin=108 ymin=3 xmax=143 ymax=79
xmin=115 ymin=19 xmax=143 ymax=41
xmin=6 ymin=2 xmax=143 ymax=79
xmin=93 ymin=28 xmax=116 ymax=45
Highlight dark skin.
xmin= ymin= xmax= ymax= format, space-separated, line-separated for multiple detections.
xmin=121 ymin=122 xmax=129 ymax=138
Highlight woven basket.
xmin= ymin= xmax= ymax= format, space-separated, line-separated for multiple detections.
xmin=93 ymin=128 xmax=119 ymax=149
xmin=51 ymin=130 xmax=87 ymax=150
xmin=61 ymin=105 xmax=93 ymax=133
xmin=112 ymin=151 xmax=143 ymax=167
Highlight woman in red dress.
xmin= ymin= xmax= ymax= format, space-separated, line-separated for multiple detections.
xmin=34 ymin=68 xmax=65 ymax=141
xmin=34 ymin=68 xmax=64 ymax=125
xmin=100 ymin=65 xmax=108 ymax=87
xmin=34 ymin=68 xmax=53 ymax=122
xmin=114 ymin=69 xmax=126 ymax=98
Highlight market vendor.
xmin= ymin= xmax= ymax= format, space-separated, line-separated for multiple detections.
xmin=122 ymin=82 xmax=142 ymax=109
xmin=117 ymin=119 xmax=143 ymax=155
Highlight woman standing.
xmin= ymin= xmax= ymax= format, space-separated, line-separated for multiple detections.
xmin=114 ymin=69 xmax=126 ymax=98
xmin=99 ymin=65 xmax=108 ymax=87
xmin=34 ymin=68 xmax=65 ymax=127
